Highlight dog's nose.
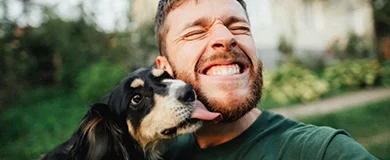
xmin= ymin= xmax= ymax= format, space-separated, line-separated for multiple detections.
xmin=178 ymin=84 xmax=195 ymax=103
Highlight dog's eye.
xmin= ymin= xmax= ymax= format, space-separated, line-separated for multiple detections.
xmin=131 ymin=94 xmax=143 ymax=105
xmin=161 ymin=127 xmax=177 ymax=136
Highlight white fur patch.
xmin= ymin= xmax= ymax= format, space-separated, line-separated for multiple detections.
xmin=162 ymin=79 xmax=187 ymax=99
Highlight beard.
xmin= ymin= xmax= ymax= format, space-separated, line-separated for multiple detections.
xmin=169 ymin=49 xmax=263 ymax=123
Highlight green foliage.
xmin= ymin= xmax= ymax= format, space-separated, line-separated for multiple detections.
xmin=373 ymin=0 xmax=390 ymax=39
xmin=48 ymin=19 xmax=125 ymax=88
xmin=372 ymin=0 xmax=390 ymax=61
xmin=327 ymin=32 xmax=373 ymax=60
xmin=345 ymin=33 xmax=372 ymax=59
xmin=0 ymin=19 xmax=158 ymax=110
xmin=0 ymin=19 xmax=127 ymax=108
xmin=296 ymin=52 xmax=327 ymax=73
xmin=379 ymin=61 xmax=390 ymax=86
xmin=300 ymin=99 xmax=390 ymax=160
xmin=277 ymin=35 xmax=296 ymax=64
xmin=0 ymin=88 xmax=87 ymax=160
xmin=278 ymin=36 xmax=294 ymax=56
xmin=262 ymin=63 xmax=329 ymax=106
xmin=323 ymin=60 xmax=380 ymax=90
xmin=0 ymin=24 xmax=37 ymax=108
xmin=76 ymin=59 xmax=126 ymax=103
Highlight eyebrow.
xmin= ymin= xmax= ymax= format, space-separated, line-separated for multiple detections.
xmin=222 ymin=15 xmax=249 ymax=26
xmin=181 ymin=15 xmax=249 ymax=32
xmin=182 ymin=16 xmax=212 ymax=31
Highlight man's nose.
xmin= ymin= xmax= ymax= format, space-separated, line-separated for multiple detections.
xmin=210 ymin=25 xmax=237 ymax=52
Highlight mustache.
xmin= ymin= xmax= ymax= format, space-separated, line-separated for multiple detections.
xmin=195 ymin=48 xmax=251 ymax=73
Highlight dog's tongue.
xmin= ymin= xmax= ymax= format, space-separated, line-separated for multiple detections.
xmin=191 ymin=101 xmax=222 ymax=123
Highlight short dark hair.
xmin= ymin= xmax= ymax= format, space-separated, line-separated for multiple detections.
xmin=154 ymin=0 xmax=248 ymax=57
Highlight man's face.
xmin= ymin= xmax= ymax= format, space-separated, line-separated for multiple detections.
xmin=157 ymin=0 xmax=263 ymax=122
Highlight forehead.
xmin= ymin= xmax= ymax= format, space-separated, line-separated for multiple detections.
xmin=165 ymin=0 xmax=248 ymax=32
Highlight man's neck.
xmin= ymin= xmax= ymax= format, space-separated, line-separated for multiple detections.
xmin=194 ymin=108 xmax=261 ymax=149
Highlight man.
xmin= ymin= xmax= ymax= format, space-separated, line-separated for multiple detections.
xmin=154 ymin=0 xmax=376 ymax=159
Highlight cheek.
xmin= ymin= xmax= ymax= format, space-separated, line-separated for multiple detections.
xmin=172 ymin=40 xmax=208 ymax=72
xmin=236 ymin=35 xmax=258 ymax=62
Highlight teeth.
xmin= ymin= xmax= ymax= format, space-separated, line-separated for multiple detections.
xmin=206 ymin=64 xmax=241 ymax=76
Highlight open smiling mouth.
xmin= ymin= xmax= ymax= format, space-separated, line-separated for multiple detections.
xmin=199 ymin=61 xmax=249 ymax=76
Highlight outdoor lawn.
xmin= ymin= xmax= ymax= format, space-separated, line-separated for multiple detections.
xmin=0 ymin=88 xmax=88 ymax=160
xmin=300 ymin=99 xmax=390 ymax=160
xmin=0 ymin=87 xmax=389 ymax=160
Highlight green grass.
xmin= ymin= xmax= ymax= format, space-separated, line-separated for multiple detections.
xmin=0 ymin=88 xmax=88 ymax=160
xmin=299 ymin=99 xmax=390 ymax=160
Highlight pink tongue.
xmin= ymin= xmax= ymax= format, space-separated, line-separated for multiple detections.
xmin=191 ymin=101 xmax=222 ymax=123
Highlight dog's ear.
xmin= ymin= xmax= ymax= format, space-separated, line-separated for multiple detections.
xmin=68 ymin=103 xmax=129 ymax=160
xmin=99 ymin=94 xmax=111 ymax=105
xmin=106 ymin=84 xmax=129 ymax=116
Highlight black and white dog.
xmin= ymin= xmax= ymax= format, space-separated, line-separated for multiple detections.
xmin=43 ymin=67 xmax=220 ymax=160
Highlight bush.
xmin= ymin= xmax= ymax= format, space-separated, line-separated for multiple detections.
xmin=323 ymin=59 xmax=380 ymax=90
xmin=344 ymin=33 xmax=372 ymax=59
xmin=76 ymin=59 xmax=127 ymax=103
xmin=328 ymin=32 xmax=373 ymax=60
xmin=0 ymin=25 xmax=37 ymax=108
xmin=277 ymin=35 xmax=296 ymax=65
xmin=0 ymin=20 xmax=124 ymax=109
xmin=263 ymin=63 xmax=329 ymax=105
xmin=379 ymin=61 xmax=390 ymax=87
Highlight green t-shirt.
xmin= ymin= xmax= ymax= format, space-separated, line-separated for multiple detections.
xmin=163 ymin=110 xmax=377 ymax=160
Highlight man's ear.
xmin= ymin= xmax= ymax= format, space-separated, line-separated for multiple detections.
xmin=156 ymin=56 xmax=174 ymax=76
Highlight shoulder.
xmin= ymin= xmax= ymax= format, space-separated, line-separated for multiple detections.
xmin=323 ymin=133 xmax=377 ymax=160
xmin=261 ymin=111 xmax=345 ymax=141
xmin=282 ymin=123 xmax=376 ymax=159
xmin=263 ymin=111 xmax=376 ymax=159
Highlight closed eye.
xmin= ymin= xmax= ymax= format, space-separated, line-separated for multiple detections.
xmin=183 ymin=30 xmax=207 ymax=40
xmin=229 ymin=26 xmax=250 ymax=35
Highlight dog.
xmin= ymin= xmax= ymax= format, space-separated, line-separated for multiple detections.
xmin=42 ymin=67 xmax=221 ymax=160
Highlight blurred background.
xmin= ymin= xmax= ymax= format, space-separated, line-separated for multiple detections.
xmin=0 ymin=0 xmax=389 ymax=159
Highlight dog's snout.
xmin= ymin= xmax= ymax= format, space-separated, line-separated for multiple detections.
xmin=178 ymin=84 xmax=195 ymax=103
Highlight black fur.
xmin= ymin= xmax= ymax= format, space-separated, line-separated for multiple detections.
xmin=42 ymin=67 xmax=186 ymax=160
xmin=43 ymin=102 xmax=143 ymax=160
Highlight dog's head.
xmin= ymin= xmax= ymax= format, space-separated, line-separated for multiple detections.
xmin=108 ymin=67 xmax=203 ymax=147
xmin=69 ymin=67 xmax=220 ymax=160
